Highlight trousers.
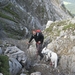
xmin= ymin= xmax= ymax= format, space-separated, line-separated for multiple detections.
xmin=36 ymin=43 xmax=43 ymax=59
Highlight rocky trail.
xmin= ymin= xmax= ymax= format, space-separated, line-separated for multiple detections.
xmin=0 ymin=38 xmax=61 ymax=75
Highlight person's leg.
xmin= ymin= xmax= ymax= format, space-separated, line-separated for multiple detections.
xmin=36 ymin=43 xmax=39 ymax=55
xmin=36 ymin=43 xmax=43 ymax=60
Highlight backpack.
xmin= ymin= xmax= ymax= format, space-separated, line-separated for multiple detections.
xmin=35 ymin=29 xmax=42 ymax=36
xmin=35 ymin=29 xmax=41 ymax=33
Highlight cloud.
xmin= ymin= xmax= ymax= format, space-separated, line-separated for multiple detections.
xmin=63 ymin=1 xmax=72 ymax=5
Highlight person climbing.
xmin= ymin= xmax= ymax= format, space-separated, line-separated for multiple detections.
xmin=27 ymin=29 xmax=44 ymax=60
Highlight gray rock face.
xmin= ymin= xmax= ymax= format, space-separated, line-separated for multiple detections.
xmin=4 ymin=46 xmax=28 ymax=75
xmin=0 ymin=0 xmax=9 ymax=7
xmin=44 ymin=19 xmax=75 ymax=74
xmin=0 ymin=0 xmax=72 ymax=39
xmin=15 ymin=0 xmax=71 ymax=25
xmin=5 ymin=46 xmax=27 ymax=66
xmin=9 ymin=58 xmax=22 ymax=75
xmin=60 ymin=49 xmax=75 ymax=73
xmin=47 ymin=32 xmax=75 ymax=73
xmin=0 ymin=47 xmax=2 ymax=54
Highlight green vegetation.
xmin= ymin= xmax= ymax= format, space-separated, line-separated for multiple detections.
xmin=3 ymin=25 xmax=25 ymax=39
xmin=63 ymin=23 xmax=75 ymax=30
xmin=2 ymin=3 xmax=19 ymax=18
xmin=45 ymin=20 xmax=75 ymax=33
xmin=45 ymin=20 xmax=67 ymax=33
xmin=56 ymin=20 xmax=67 ymax=26
xmin=0 ymin=12 xmax=16 ymax=22
xmin=0 ymin=3 xmax=20 ymax=22
xmin=45 ymin=20 xmax=75 ymax=40
xmin=35 ymin=5 xmax=45 ymax=19
xmin=0 ymin=55 xmax=10 ymax=75
xmin=45 ymin=23 xmax=55 ymax=32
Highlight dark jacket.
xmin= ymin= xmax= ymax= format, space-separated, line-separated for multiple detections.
xmin=29 ymin=32 xmax=44 ymax=44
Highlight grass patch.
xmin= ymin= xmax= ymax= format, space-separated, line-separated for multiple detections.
xmin=63 ymin=23 xmax=75 ymax=30
xmin=45 ymin=23 xmax=55 ymax=32
xmin=45 ymin=20 xmax=67 ymax=33
xmin=56 ymin=20 xmax=67 ymax=26
xmin=45 ymin=20 xmax=70 ymax=32
xmin=0 ymin=55 xmax=10 ymax=75
xmin=4 ymin=27 xmax=25 ymax=36
xmin=44 ymin=20 xmax=70 ymax=40
xmin=0 ymin=12 xmax=16 ymax=22
xmin=2 ymin=3 xmax=19 ymax=18
xmin=46 ymin=21 xmax=66 ymax=32
xmin=44 ymin=19 xmax=75 ymax=41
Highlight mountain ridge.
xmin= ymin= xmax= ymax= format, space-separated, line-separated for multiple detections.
xmin=0 ymin=0 xmax=72 ymax=39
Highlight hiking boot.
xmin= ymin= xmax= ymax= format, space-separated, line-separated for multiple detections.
xmin=40 ymin=57 xmax=43 ymax=61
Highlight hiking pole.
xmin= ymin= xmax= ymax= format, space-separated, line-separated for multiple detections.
xmin=27 ymin=43 xmax=31 ymax=49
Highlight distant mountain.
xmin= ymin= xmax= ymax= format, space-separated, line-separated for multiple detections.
xmin=63 ymin=0 xmax=75 ymax=15
xmin=63 ymin=0 xmax=75 ymax=3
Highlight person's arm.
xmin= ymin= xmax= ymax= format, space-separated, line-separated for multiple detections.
xmin=29 ymin=35 xmax=34 ymax=43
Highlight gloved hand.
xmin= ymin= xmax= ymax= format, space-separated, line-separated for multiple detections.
xmin=38 ymin=41 xmax=41 ymax=44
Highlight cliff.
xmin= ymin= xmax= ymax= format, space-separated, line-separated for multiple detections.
xmin=0 ymin=0 xmax=72 ymax=39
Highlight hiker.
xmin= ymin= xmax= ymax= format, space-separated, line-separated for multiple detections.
xmin=27 ymin=29 xmax=44 ymax=60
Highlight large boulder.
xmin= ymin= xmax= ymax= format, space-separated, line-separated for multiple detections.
xmin=9 ymin=58 xmax=22 ymax=75
xmin=30 ymin=72 xmax=41 ymax=75
xmin=4 ymin=46 xmax=29 ymax=75
xmin=46 ymin=20 xmax=53 ymax=29
xmin=4 ymin=46 xmax=27 ymax=66
xmin=20 ymin=73 xmax=26 ymax=75
xmin=0 ymin=73 xmax=3 ymax=75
